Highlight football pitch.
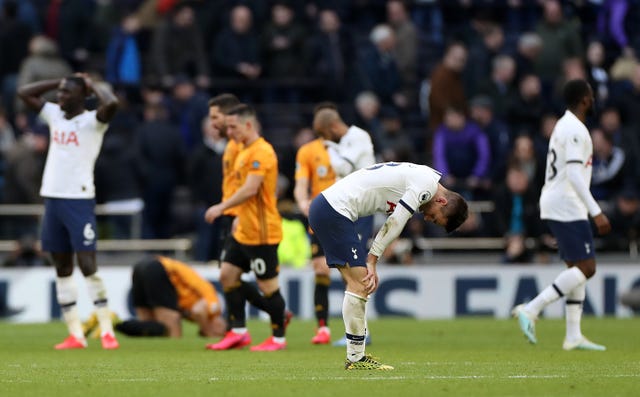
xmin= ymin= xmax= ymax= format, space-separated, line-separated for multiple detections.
xmin=1 ymin=317 xmax=638 ymax=397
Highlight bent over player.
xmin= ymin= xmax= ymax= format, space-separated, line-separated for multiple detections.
xmin=513 ymin=79 xmax=611 ymax=351
xmin=308 ymin=162 xmax=469 ymax=369
xmin=18 ymin=74 xmax=120 ymax=350
xmin=119 ymin=256 xmax=226 ymax=338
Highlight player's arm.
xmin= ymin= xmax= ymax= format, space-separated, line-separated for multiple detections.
xmin=16 ymin=78 xmax=61 ymax=113
xmin=566 ymin=163 xmax=611 ymax=234
xmin=565 ymin=133 xmax=611 ymax=235
xmin=204 ymin=174 xmax=264 ymax=223
xmin=325 ymin=141 xmax=356 ymax=176
xmin=81 ymin=74 xmax=119 ymax=123
xmin=294 ymin=177 xmax=311 ymax=217
xmin=362 ymin=205 xmax=413 ymax=294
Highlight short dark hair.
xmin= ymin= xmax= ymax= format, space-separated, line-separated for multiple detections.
xmin=444 ymin=191 xmax=469 ymax=233
xmin=208 ymin=93 xmax=240 ymax=113
xmin=64 ymin=76 xmax=88 ymax=95
xmin=313 ymin=101 xmax=338 ymax=114
xmin=563 ymin=79 xmax=591 ymax=109
xmin=227 ymin=103 xmax=256 ymax=119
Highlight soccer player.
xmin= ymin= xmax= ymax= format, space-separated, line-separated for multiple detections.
xmin=204 ymin=104 xmax=287 ymax=351
xmin=513 ymin=79 xmax=611 ymax=351
xmin=118 ymin=256 xmax=226 ymax=338
xmin=308 ymin=162 xmax=469 ymax=369
xmin=17 ymin=74 xmax=120 ymax=350
xmin=210 ymin=93 xmax=242 ymax=258
xmin=295 ymin=104 xmax=376 ymax=345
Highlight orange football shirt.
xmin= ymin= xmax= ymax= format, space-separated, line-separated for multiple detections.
xmin=157 ymin=256 xmax=220 ymax=315
xmin=222 ymin=139 xmax=243 ymax=216
xmin=294 ymin=138 xmax=337 ymax=199
xmin=232 ymin=137 xmax=283 ymax=245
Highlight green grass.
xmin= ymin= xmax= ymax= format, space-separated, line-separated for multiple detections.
xmin=1 ymin=317 xmax=638 ymax=397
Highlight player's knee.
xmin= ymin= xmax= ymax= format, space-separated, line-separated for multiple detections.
xmin=577 ymin=261 xmax=596 ymax=279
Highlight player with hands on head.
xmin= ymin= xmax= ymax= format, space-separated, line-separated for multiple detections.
xmin=17 ymin=73 xmax=120 ymax=350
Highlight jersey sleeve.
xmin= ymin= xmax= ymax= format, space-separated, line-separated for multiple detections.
xmin=400 ymin=173 xmax=439 ymax=213
xmin=565 ymin=129 xmax=589 ymax=164
xmin=89 ymin=110 xmax=109 ymax=134
xmin=38 ymin=102 xmax=58 ymax=125
xmin=247 ymin=146 xmax=276 ymax=176
xmin=294 ymin=145 xmax=311 ymax=181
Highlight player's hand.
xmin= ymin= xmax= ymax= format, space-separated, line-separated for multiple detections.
xmin=362 ymin=259 xmax=379 ymax=294
xmin=593 ymin=213 xmax=611 ymax=235
xmin=298 ymin=199 xmax=310 ymax=217
xmin=204 ymin=204 xmax=224 ymax=224
xmin=190 ymin=299 xmax=208 ymax=319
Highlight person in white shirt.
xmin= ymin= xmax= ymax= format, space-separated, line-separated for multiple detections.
xmin=308 ymin=161 xmax=468 ymax=370
xmin=18 ymin=74 xmax=120 ymax=350
xmin=513 ymin=79 xmax=612 ymax=351
xmin=307 ymin=104 xmax=377 ymax=347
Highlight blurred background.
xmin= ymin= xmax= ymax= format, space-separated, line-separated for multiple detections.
xmin=0 ymin=0 xmax=639 ymax=272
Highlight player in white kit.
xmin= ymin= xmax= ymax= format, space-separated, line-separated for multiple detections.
xmin=513 ymin=79 xmax=611 ymax=351
xmin=308 ymin=162 xmax=468 ymax=369
xmin=308 ymin=104 xmax=377 ymax=346
xmin=18 ymin=74 xmax=120 ymax=350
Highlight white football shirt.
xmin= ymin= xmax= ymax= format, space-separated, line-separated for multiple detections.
xmin=325 ymin=125 xmax=376 ymax=177
xmin=322 ymin=162 xmax=441 ymax=221
xmin=38 ymin=102 xmax=108 ymax=198
xmin=540 ymin=110 xmax=597 ymax=221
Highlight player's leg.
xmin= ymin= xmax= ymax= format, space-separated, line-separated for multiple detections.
xmin=308 ymin=195 xmax=392 ymax=369
xmin=515 ymin=220 xmax=595 ymax=345
xmin=337 ymin=265 xmax=369 ymax=361
xmin=562 ymin=258 xmax=605 ymax=351
xmin=77 ymin=251 xmax=118 ymax=349
xmin=311 ymin=233 xmax=331 ymax=344
xmin=207 ymin=238 xmax=252 ymax=350
xmin=251 ymin=244 xmax=287 ymax=351
xmin=42 ymin=199 xmax=85 ymax=349
xmin=136 ymin=258 xmax=182 ymax=337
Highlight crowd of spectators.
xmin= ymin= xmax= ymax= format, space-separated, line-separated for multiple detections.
xmin=1 ymin=0 xmax=640 ymax=264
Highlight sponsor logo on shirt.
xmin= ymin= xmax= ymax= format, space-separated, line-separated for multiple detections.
xmin=52 ymin=130 xmax=79 ymax=146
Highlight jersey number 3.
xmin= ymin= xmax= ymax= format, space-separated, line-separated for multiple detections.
xmin=547 ymin=148 xmax=558 ymax=181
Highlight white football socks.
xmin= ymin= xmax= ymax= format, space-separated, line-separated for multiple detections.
xmin=86 ymin=273 xmax=114 ymax=336
xmin=343 ymin=291 xmax=367 ymax=362
xmin=56 ymin=276 xmax=85 ymax=340
xmin=525 ymin=267 xmax=587 ymax=316
xmin=565 ymin=282 xmax=586 ymax=343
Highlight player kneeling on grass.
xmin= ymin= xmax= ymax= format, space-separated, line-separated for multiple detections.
xmin=308 ymin=162 xmax=469 ymax=370
xmin=115 ymin=256 xmax=226 ymax=338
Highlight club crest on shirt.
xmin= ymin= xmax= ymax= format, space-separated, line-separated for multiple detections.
xmin=316 ymin=165 xmax=328 ymax=177
xmin=252 ymin=160 xmax=260 ymax=169
xmin=419 ymin=191 xmax=432 ymax=203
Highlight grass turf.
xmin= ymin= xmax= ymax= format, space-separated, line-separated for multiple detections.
xmin=0 ymin=317 xmax=638 ymax=397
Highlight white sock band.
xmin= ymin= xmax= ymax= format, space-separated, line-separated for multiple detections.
xmin=56 ymin=276 xmax=83 ymax=339
xmin=526 ymin=267 xmax=587 ymax=316
xmin=565 ymin=283 xmax=586 ymax=342
xmin=343 ymin=291 xmax=367 ymax=362
xmin=85 ymin=273 xmax=114 ymax=335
